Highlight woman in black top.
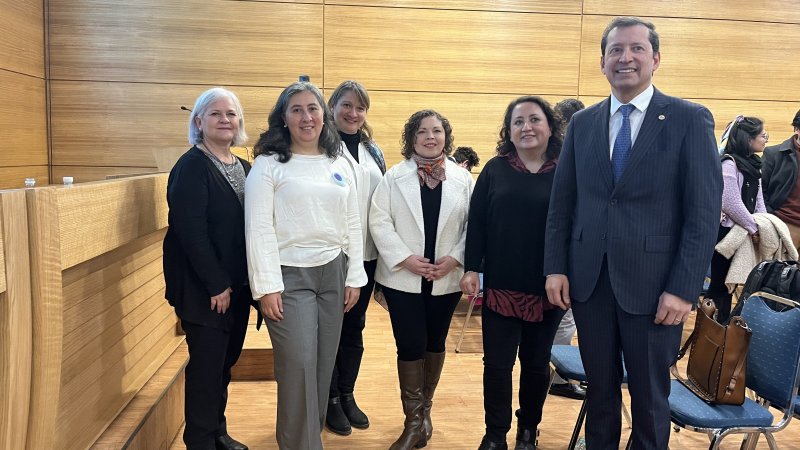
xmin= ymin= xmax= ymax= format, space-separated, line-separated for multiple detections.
xmin=461 ymin=96 xmax=565 ymax=450
xmin=163 ymin=88 xmax=251 ymax=450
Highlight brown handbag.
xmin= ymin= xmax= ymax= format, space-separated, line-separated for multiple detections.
xmin=670 ymin=299 xmax=752 ymax=405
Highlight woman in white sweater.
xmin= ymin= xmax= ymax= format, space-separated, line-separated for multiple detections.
xmin=244 ymin=81 xmax=367 ymax=450
xmin=370 ymin=109 xmax=473 ymax=450
xmin=324 ymin=80 xmax=387 ymax=435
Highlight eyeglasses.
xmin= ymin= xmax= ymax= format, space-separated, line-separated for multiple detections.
xmin=761 ymin=132 xmax=769 ymax=142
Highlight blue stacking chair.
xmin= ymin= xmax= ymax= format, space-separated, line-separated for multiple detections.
xmin=549 ymin=345 xmax=631 ymax=450
xmin=667 ymin=292 xmax=800 ymax=450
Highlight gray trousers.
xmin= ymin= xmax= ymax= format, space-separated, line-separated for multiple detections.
xmin=266 ymin=252 xmax=346 ymax=450
xmin=551 ymin=309 xmax=576 ymax=384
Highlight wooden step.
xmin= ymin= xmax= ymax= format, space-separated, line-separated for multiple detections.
xmin=90 ymin=341 xmax=188 ymax=450
xmin=231 ymin=308 xmax=274 ymax=381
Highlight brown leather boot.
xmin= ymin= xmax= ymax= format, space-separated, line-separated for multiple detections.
xmin=421 ymin=351 xmax=445 ymax=441
xmin=389 ymin=359 xmax=427 ymax=450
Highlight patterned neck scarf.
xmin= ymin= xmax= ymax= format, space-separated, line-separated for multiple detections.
xmin=411 ymin=152 xmax=446 ymax=189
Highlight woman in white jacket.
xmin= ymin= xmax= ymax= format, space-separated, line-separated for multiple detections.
xmin=370 ymin=109 xmax=473 ymax=450
xmin=324 ymin=80 xmax=387 ymax=435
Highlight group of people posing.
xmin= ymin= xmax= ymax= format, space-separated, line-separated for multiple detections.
xmin=161 ymin=14 xmax=800 ymax=450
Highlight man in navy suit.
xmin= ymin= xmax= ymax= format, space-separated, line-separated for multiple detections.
xmin=544 ymin=17 xmax=722 ymax=450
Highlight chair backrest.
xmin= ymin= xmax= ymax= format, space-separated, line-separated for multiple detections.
xmin=742 ymin=294 xmax=800 ymax=410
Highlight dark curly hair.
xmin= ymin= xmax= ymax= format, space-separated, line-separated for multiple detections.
xmin=496 ymin=96 xmax=563 ymax=162
xmin=453 ymin=146 xmax=480 ymax=171
xmin=400 ymin=110 xmax=454 ymax=159
xmin=253 ymin=81 xmax=341 ymax=162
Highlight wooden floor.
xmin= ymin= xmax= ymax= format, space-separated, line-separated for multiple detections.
xmin=171 ymin=299 xmax=800 ymax=450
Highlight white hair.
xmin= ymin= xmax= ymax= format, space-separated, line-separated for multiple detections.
xmin=187 ymin=87 xmax=248 ymax=146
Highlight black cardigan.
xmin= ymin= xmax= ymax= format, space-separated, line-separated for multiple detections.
xmin=163 ymin=146 xmax=251 ymax=330
xmin=464 ymin=156 xmax=555 ymax=296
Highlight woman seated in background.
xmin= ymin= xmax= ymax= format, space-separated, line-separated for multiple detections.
xmin=370 ymin=110 xmax=473 ymax=450
xmin=163 ymin=87 xmax=251 ymax=450
xmin=461 ymin=96 xmax=565 ymax=450
xmin=706 ymin=116 xmax=767 ymax=323
xmin=324 ymin=80 xmax=387 ymax=436
xmin=244 ymin=81 xmax=367 ymax=450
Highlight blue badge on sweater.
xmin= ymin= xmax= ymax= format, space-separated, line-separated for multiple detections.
xmin=332 ymin=172 xmax=346 ymax=187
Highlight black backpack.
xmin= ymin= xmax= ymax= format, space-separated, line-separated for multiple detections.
xmin=729 ymin=260 xmax=800 ymax=320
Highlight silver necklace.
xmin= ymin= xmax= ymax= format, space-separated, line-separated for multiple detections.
xmin=200 ymin=143 xmax=240 ymax=188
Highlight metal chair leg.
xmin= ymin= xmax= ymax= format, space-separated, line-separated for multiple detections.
xmin=455 ymin=295 xmax=478 ymax=353
xmin=568 ymin=398 xmax=588 ymax=450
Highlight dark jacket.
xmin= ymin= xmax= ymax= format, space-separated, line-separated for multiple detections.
xmin=761 ymin=137 xmax=798 ymax=213
xmin=163 ymin=146 xmax=251 ymax=330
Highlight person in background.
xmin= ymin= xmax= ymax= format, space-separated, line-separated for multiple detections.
xmin=453 ymin=146 xmax=481 ymax=172
xmin=462 ymin=96 xmax=565 ymax=450
xmin=548 ymin=97 xmax=587 ymax=400
xmin=324 ymin=80 xmax=387 ymax=436
xmin=370 ymin=110 xmax=472 ymax=450
xmin=762 ymin=109 xmax=800 ymax=248
xmin=163 ymin=87 xmax=251 ymax=450
xmin=544 ymin=17 xmax=721 ymax=449
xmin=245 ymin=81 xmax=367 ymax=450
xmin=706 ymin=116 xmax=767 ymax=323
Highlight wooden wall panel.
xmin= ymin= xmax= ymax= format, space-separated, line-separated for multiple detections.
xmin=324 ymin=0 xmax=581 ymax=14
xmin=578 ymin=15 xmax=800 ymax=102
xmin=355 ymin=90 xmax=564 ymax=169
xmin=51 ymin=166 xmax=159 ymax=184
xmin=55 ymin=174 xmax=168 ymax=269
xmin=0 ymin=166 xmax=49 ymax=190
xmin=48 ymin=0 xmax=322 ymax=85
xmin=49 ymin=81 xmax=279 ymax=168
xmin=0 ymin=71 xmax=47 ymax=167
xmin=583 ymin=0 xmax=800 ymax=24
xmin=0 ymin=0 xmax=44 ymax=77
xmin=324 ymin=6 xmax=582 ymax=94
xmin=0 ymin=190 xmax=32 ymax=450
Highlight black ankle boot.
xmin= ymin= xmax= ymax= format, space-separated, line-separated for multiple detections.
xmin=215 ymin=434 xmax=248 ymax=450
xmin=325 ymin=397 xmax=352 ymax=436
xmin=478 ymin=436 xmax=508 ymax=450
xmin=341 ymin=392 xmax=370 ymax=429
xmin=513 ymin=427 xmax=537 ymax=450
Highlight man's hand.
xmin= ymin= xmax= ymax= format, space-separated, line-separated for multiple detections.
xmin=545 ymin=275 xmax=571 ymax=310
xmin=460 ymin=271 xmax=481 ymax=296
xmin=654 ymin=291 xmax=692 ymax=325
xmin=210 ymin=287 xmax=232 ymax=314
xmin=344 ymin=286 xmax=360 ymax=313
xmin=259 ymin=292 xmax=284 ymax=321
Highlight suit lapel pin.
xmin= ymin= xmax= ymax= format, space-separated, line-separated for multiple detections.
xmin=658 ymin=114 xmax=666 ymax=121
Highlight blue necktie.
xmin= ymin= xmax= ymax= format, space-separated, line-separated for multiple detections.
xmin=612 ymin=104 xmax=635 ymax=183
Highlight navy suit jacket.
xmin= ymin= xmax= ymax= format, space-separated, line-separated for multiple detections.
xmin=544 ymin=89 xmax=722 ymax=315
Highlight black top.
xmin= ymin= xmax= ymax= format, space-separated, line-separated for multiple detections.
xmin=420 ymin=182 xmax=443 ymax=294
xmin=163 ymin=146 xmax=252 ymax=330
xmin=464 ymin=157 xmax=555 ymax=295
xmin=340 ymin=130 xmax=361 ymax=162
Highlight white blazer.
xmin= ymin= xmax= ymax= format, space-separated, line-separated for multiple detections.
xmin=341 ymin=141 xmax=385 ymax=261
xmin=370 ymin=158 xmax=473 ymax=295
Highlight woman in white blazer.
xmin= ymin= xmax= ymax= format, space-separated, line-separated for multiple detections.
xmin=324 ymin=80 xmax=387 ymax=435
xmin=370 ymin=109 xmax=473 ymax=450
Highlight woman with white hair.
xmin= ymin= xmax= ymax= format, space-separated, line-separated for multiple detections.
xmin=163 ymin=87 xmax=252 ymax=450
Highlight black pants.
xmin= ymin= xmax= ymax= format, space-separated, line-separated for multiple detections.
xmin=706 ymin=225 xmax=733 ymax=323
xmin=481 ymin=304 xmax=564 ymax=442
xmin=182 ymin=289 xmax=250 ymax=449
xmin=330 ymin=259 xmax=377 ymax=397
xmin=383 ymin=284 xmax=462 ymax=361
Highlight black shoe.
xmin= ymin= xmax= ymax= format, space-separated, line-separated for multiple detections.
xmin=478 ymin=436 xmax=509 ymax=450
xmin=215 ymin=434 xmax=248 ymax=450
xmin=325 ymin=397 xmax=352 ymax=436
xmin=514 ymin=427 xmax=538 ymax=450
xmin=548 ymin=382 xmax=586 ymax=400
xmin=341 ymin=392 xmax=370 ymax=429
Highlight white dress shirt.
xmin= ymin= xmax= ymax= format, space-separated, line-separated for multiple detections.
xmin=608 ymin=84 xmax=655 ymax=158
